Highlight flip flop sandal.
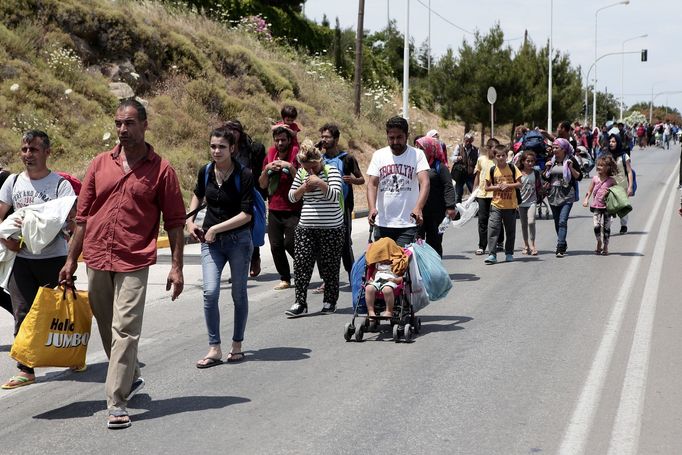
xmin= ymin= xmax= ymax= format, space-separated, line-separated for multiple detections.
xmin=530 ymin=249 xmax=538 ymax=256
xmin=226 ymin=352 xmax=245 ymax=363
xmin=1 ymin=375 xmax=35 ymax=389
xmin=521 ymin=247 xmax=529 ymax=255
xmin=107 ymin=410 xmax=132 ymax=429
xmin=311 ymin=285 xmax=325 ymax=294
xmin=196 ymin=357 xmax=224 ymax=369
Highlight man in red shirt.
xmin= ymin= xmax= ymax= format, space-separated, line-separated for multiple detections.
xmin=59 ymin=99 xmax=185 ymax=429
xmin=259 ymin=126 xmax=301 ymax=290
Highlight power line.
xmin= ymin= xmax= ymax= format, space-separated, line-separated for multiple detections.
xmin=414 ymin=0 xmax=474 ymax=35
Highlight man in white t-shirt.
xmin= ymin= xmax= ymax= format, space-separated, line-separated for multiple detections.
xmin=367 ymin=117 xmax=430 ymax=247
xmin=0 ymin=130 xmax=75 ymax=390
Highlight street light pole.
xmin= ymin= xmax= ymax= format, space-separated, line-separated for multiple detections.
xmin=620 ymin=34 xmax=647 ymax=121
xmin=353 ymin=0 xmax=366 ymax=116
xmin=402 ymin=0 xmax=410 ymax=120
xmin=649 ymin=82 xmax=664 ymax=123
xmin=593 ymin=1 xmax=629 ymax=129
xmin=547 ymin=0 xmax=554 ymax=131
xmin=584 ymin=51 xmax=640 ymax=127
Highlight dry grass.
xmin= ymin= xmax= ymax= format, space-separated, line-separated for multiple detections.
xmin=0 ymin=0 xmax=455 ymax=209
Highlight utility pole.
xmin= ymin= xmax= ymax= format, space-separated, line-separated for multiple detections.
xmin=353 ymin=0 xmax=366 ymax=116
xmin=427 ymin=0 xmax=431 ymax=72
xmin=387 ymin=0 xmax=390 ymax=30
xmin=402 ymin=0 xmax=410 ymax=120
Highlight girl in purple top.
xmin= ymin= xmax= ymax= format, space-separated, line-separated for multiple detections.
xmin=582 ymin=156 xmax=618 ymax=255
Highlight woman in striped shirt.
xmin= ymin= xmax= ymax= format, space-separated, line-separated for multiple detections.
xmin=285 ymin=140 xmax=344 ymax=318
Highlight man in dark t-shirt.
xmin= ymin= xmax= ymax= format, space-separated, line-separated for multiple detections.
xmin=319 ymin=124 xmax=364 ymax=284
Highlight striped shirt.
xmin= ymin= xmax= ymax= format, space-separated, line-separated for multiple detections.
xmin=288 ymin=165 xmax=343 ymax=228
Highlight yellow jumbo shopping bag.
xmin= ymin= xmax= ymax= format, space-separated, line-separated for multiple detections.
xmin=10 ymin=286 xmax=92 ymax=369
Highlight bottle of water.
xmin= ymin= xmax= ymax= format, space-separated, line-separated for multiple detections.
xmin=437 ymin=216 xmax=451 ymax=234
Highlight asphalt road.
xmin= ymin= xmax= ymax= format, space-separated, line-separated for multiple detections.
xmin=0 ymin=144 xmax=680 ymax=455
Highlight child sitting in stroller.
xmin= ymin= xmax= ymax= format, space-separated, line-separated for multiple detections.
xmin=364 ymin=237 xmax=409 ymax=319
xmin=365 ymin=260 xmax=403 ymax=317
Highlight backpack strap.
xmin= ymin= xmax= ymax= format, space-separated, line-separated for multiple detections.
xmin=489 ymin=165 xmax=496 ymax=185
xmin=203 ymin=162 xmax=213 ymax=192
xmin=56 ymin=176 xmax=65 ymax=198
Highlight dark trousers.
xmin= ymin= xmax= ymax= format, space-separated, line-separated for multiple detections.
xmin=476 ymin=198 xmax=504 ymax=251
xmin=341 ymin=208 xmax=355 ymax=279
xmin=487 ymin=207 xmax=516 ymax=255
xmin=0 ymin=288 xmax=11 ymax=315
xmin=8 ymin=255 xmax=66 ymax=374
xmin=455 ymin=175 xmax=474 ymax=204
xmin=418 ymin=214 xmax=443 ymax=257
xmin=373 ymin=226 xmax=418 ymax=247
xmin=294 ymin=226 xmax=344 ymax=306
xmin=267 ymin=210 xmax=299 ymax=282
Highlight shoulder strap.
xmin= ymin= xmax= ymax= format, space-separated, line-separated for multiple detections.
xmin=56 ymin=176 xmax=65 ymax=198
xmin=489 ymin=165 xmax=496 ymax=185
xmin=203 ymin=162 xmax=212 ymax=190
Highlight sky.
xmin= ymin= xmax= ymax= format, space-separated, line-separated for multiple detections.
xmin=303 ymin=0 xmax=680 ymax=121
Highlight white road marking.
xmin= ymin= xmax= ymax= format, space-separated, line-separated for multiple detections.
xmin=558 ymin=165 xmax=680 ymax=455
xmin=606 ymin=185 xmax=677 ymax=454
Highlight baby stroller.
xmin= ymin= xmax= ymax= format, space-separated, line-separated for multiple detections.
xmin=344 ymin=232 xmax=421 ymax=343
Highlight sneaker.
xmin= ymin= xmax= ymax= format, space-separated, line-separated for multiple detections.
xmin=505 ymin=254 xmax=513 ymax=262
xmin=620 ymin=226 xmax=628 ymax=234
xmin=320 ymin=302 xmax=336 ymax=314
xmin=285 ymin=303 xmax=307 ymax=318
xmin=496 ymin=243 xmax=504 ymax=252
xmin=555 ymin=250 xmax=565 ymax=258
xmin=484 ymin=254 xmax=497 ymax=264
xmin=475 ymin=248 xmax=485 ymax=255
xmin=125 ymin=377 xmax=145 ymax=401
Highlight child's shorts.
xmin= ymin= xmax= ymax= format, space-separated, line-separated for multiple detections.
xmin=368 ymin=277 xmax=398 ymax=292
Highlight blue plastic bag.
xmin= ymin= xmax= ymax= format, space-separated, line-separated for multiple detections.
xmin=411 ymin=241 xmax=452 ymax=301
xmin=350 ymin=253 xmax=367 ymax=312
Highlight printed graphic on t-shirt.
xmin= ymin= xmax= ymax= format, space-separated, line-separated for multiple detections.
xmin=378 ymin=163 xmax=416 ymax=194
xmin=12 ymin=189 xmax=52 ymax=208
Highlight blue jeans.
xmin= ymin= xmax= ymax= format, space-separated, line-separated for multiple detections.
xmin=550 ymin=203 xmax=573 ymax=252
xmin=201 ymin=228 xmax=253 ymax=345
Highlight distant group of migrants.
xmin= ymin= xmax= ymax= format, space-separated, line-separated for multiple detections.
xmin=0 ymin=96 xmax=673 ymax=429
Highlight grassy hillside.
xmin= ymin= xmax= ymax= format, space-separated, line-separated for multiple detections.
xmin=0 ymin=0 xmax=408 ymax=203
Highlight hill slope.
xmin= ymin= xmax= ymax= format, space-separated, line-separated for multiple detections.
xmin=0 ymin=0 xmax=413 ymax=203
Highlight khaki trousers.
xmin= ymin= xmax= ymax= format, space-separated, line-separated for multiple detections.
xmin=87 ymin=267 xmax=149 ymax=410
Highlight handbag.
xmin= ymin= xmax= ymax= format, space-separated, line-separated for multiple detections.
xmin=605 ymin=185 xmax=633 ymax=218
xmin=10 ymin=286 xmax=92 ymax=369
xmin=450 ymin=161 xmax=467 ymax=183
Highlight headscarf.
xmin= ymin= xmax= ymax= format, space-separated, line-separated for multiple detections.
xmin=549 ymin=138 xmax=575 ymax=182
xmin=426 ymin=129 xmax=439 ymax=138
xmin=416 ymin=136 xmax=440 ymax=167
xmin=607 ymin=133 xmax=624 ymax=157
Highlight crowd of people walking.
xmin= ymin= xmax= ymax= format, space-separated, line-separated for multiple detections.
xmin=1 ymin=96 xmax=677 ymax=431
